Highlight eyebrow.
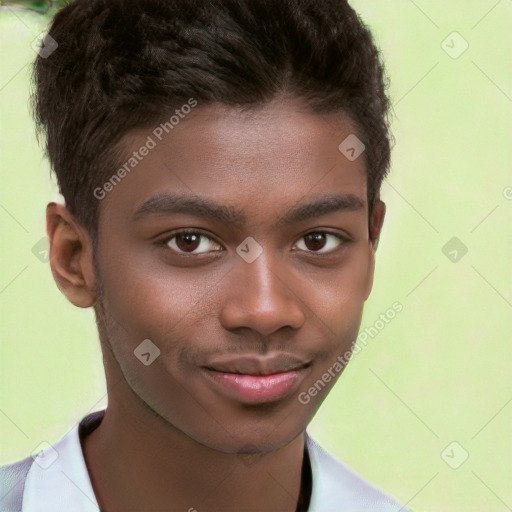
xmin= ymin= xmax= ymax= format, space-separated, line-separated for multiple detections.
xmin=132 ymin=192 xmax=364 ymax=227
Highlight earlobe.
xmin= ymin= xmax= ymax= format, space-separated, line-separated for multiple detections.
xmin=46 ymin=202 xmax=97 ymax=308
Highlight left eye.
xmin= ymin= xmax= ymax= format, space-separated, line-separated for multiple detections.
xmin=165 ymin=232 xmax=223 ymax=254
xmin=293 ymin=232 xmax=345 ymax=253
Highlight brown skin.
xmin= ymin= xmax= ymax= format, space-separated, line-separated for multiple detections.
xmin=46 ymin=98 xmax=385 ymax=512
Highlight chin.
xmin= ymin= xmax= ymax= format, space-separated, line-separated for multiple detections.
xmin=191 ymin=416 xmax=309 ymax=456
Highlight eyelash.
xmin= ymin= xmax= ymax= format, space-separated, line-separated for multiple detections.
xmin=158 ymin=229 xmax=350 ymax=256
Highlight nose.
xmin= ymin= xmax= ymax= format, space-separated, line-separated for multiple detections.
xmin=219 ymin=251 xmax=305 ymax=336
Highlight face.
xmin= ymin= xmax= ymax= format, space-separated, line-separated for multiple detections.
xmin=78 ymin=99 xmax=382 ymax=454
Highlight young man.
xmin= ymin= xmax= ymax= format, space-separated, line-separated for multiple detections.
xmin=1 ymin=0 xmax=411 ymax=510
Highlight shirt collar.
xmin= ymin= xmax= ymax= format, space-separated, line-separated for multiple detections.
xmin=22 ymin=419 xmax=100 ymax=511
xmin=20 ymin=410 xmax=401 ymax=512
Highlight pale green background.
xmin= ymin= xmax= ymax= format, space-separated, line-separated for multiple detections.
xmin=1 ymin=2 xmax=511 ymax=511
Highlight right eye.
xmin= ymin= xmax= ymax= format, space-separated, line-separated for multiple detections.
xmin=161 ymin=230 xmax=224 ymax=255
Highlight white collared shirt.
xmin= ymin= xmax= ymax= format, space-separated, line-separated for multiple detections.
xmin=1 ymin=411 xmax=411 ymax=512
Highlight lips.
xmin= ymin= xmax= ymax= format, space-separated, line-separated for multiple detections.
xmin=204 ymin=354 xmax=310 ymax=376
xmin=202 ymin=354 xmax=311 ymax=404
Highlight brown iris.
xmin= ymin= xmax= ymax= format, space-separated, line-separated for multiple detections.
xmin=303 ymin=233 xmax=327 ymax=251
xmin=175 ymin=233 xmax=201 ymax=252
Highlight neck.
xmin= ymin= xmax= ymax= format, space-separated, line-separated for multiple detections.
xmin=82 ymin=377 xmax=307 ymax=512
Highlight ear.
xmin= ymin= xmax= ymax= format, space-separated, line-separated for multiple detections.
xmin=363 ymin=199 xmax=386 ymax=301
xmin=46 ymin=202 xmax=97 ymax=308
xmin=369 ymin=199 xmax=386 ymax=252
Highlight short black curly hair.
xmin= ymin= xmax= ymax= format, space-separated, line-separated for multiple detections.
xmin=32 ymin=0 xmax=392 ymax=245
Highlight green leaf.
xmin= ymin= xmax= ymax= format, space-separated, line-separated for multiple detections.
xmin=0 ymin=0 xmax=68 ymax=15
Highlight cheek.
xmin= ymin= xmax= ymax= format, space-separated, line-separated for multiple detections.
xmin=317 ymin=287 xmax=366 ymax=362
xmin=296 ymin=272 xmax=369 ymax=410
xmin=97 ymin=244 xmax=213 ymax=335
xmin=296 ymin=252 xmax=372 ymax=390
xmin=310 ymin=248 xmax=371 ymax=326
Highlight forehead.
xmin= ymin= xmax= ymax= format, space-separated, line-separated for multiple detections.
xmin=99 ymin=99 xmax=368 ymax=225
